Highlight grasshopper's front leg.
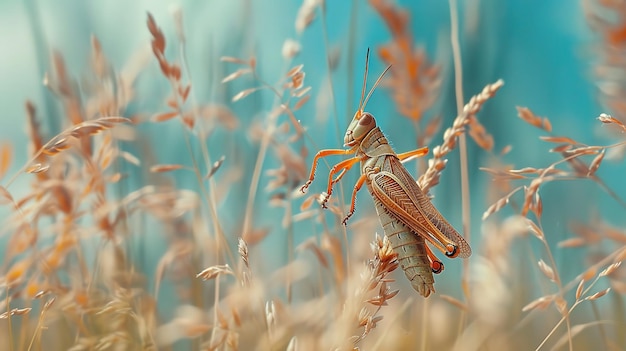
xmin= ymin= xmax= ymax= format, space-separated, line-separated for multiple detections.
xmin=321 ymin=157 xmax=360 ymax=208
xmin=300 ymin=149 xmax=355 ymax=193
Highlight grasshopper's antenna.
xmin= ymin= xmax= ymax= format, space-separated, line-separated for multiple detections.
xmin=356 ymin=48 xmax=370 ymax=115
xmin=362 ymin=64 xmax=391 ymax=110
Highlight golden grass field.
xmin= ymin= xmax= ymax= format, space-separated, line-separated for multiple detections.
xmin=1 ymin=1 xmax=625 ymax=350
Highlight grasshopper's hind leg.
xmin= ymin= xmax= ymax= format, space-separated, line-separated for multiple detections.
xmin=397 ymin=147 xmax=429 ymax=163
xmin=342 ymin=174 xmax=366 ymax=225
xmin=424 ymin=243 xmax=444 ymax=274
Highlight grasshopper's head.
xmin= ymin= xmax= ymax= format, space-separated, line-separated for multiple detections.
xmin=344 ymin=49 xmax=390 ymax=148
xmin=344 ymin=110 xmax=376 ymax=147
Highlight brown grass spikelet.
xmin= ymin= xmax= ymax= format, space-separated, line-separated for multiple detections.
xmin=5 ymin=259 xmax=32 ymax=285
xmin=558 ymin=237 xmax=587 ymax=248
xmin=0 ymin=185 xmax=14 ymax=205
xmin=369 ymin=0 xmax=440 ymax=123
xmin=286 ymin=336 xmax=298 ymax=351
xmin=576 ymin=279 xmax=586 ymax=300
xmin=151 ymin=111 xmax=179 ymax=122
xmin=540 ymin=135 xmax=580 ymax=145
xmin=196 ymin=264 xmax=234 ymax=281
xmin=597 ymin=112 xmax=626 ymax=132
xmin=147 ymin=12 xmax=182 ymax=81
xmin=554 ymin=296 xmax=568 ymax=316
xmin=586 ymin=287 xmax=611 ymax=301
xmin=516 ymin=106 xmax=553 ymax=132
xmin=538 ymin=259 xmax=556 ymax=282
xmin=599 ymin=261 xmax=622 ymax=277
xmin=468 ymin=116 xmax=494 ymax=151
xmin=204 ymin=155 xmax=226 ymax=180
xmin=149 ymin=164 xmax=185 ymax=173
xmin=25 ymin=101 xmax=45 ymax=157
xmin=419 ymin=79 xmax=504 ymax=192
xmin=0 ymin=307 xmax=32 ymax=319
xmin=522 ymin=294 xmax=555 ymax=312
xmin=615 ymin=246 xmax=626 ymax=262
xmin=238 ymin=238 xmax=249 ymax=269
xmin=482 ymin=192 xmax=512 ymax=220
xmin=295 ymin=0 xmax=320 ymax=34
xmin=221 ymin=67 xmax=252 ymax=83
xmin=351 ymin=235 xmax=400 ymax=343
xmin=587 ymin=149 xmax=606 ymax=176
xmin=232 ymin=87 xmax=261 ymax=102
xmin=0 ymin=142 xmax=12 ymax=180
xmin=584 ymin=0 xmax=626 ymax=122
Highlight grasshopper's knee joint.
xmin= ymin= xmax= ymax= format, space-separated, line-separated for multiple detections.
xmin=444 ymin=244 xmax=459 ymax=258
xmin=431 ymin=260 xmax=444 ymax=274
xmin=342 ymin=212 xmax=354 ymax=225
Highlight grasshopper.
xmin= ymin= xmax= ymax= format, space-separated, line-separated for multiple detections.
xmin=300 ymin=51 xmax=471 ymax=297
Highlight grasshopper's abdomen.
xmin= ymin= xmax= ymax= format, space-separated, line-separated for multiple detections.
xmin=372 ymin=198 xmax=435 ymax=297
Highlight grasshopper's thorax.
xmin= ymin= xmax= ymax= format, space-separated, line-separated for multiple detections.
xmin=358 ymin=126 xmax=395 ymax=157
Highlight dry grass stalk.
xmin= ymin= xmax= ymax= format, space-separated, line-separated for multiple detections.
xmin=295 ymin=0 xmax=321 ymax=34
xmin=0 ymin=307 xmax=32 ymax=319
xmin=538 ymin=259 xmax=556 ymax=282
xmin=483 ymin=109 xmax=626 ymax=221
xmin=221 ymin=55 xmax=310 ymax=137
xmin=344 ymin=234 xmax=399 ymax=347
xmin=533 ymin=259 xmax=618 ymax=350
xmin=3 ymin=4 xmax=626 ymax=351
xmin=203 ymin=155 xmax=226 ymax=180
xmin=598 ymin=113 xmax=626 ymax=132
xmin=482 ymin=103 xmax=626 ymax=350
xmin=238 ymin=238 xmax=251 ymax=287
xmin=516 ymin=106 xmax=553 ymax=132
xmin=584 ymin=1 xmax=626 ymax=123
xmin=369 ymin=0 xmax=440 ymax=123
xmin=149 ymin=164 xmax=185 ymax=173
xmin=439 ymin=294 xmax=469 ymax=311
xmin=419 ymin=79 xmax=504 ymax=193
xmin=238 ymin=238 xmax=249 ymax=269
xmin=147 ymin=13 xmax=196 ymax=130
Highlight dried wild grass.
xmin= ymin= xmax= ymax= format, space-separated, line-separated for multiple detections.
xmin=1 ymin=2 xmax=626 ymax=351
xmin=418 ymin=79 xmax=504 ymax=194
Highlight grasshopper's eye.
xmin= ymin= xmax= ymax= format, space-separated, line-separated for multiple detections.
xmin=359 ymin=113 xmax=375 ymax=127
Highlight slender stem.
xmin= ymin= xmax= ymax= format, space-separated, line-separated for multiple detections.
xmin=535 ymin=267 xmax=604 ymax=350
xmin=242 ymin=127 xmax=272 ymax=236
xmin=537 ymin=220 xmax=573 ymax=351
xmin=175 ymin=31 xmax=235 ymax=268
xmin=319 ymin=3 xmax=350 ymax=275
xmin=591 ymin=301 xmax=610 ymax=350
xmin=449 ymin=0 xmax=471 ymax=302
xmin=6 ymin=288 xmax=14 ymax=351
xmin=371 ymin=297 xmax=414 ymax=351
xmin=421 ymin=299 xmax=429 ymax=351
xmin=286 ymin=190 xmax=294 ymax=303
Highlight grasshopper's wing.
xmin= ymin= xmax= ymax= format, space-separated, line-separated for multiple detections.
xmin=369 ymin=156 xmax=472 ymax=258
